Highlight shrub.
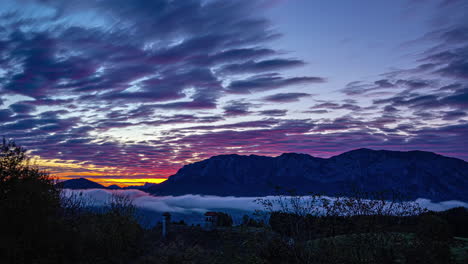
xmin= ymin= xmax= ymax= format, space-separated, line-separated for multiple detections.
xmin=216 ymin=212 xmax=233 ymax=227
xmin=416 ymin=214 xmax=452 ymax=242
xmin=0 ymin=138 xmax=62 ymax=263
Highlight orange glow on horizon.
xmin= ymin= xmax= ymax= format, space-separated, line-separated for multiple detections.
xmin=32 ymin=156 xmax=171 ymax=187
xmin=97 ymin=178 xmax=167 ymax=186
xmin=55 ymin=174 xmax=168 ymax=187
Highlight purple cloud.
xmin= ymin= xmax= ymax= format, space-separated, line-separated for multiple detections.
xmin=228 ymin=74 xmax=324 ymax=94
xmin=220 ymin=59 xmax=305 ymax=74
xmin=263 ymin=92 xmax=311 ymax=102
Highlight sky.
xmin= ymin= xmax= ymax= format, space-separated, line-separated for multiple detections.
xmin=0 ymin=0 xmax=467 ymax=186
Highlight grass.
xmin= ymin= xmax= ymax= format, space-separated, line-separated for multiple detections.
xmin=451 ymin=237 xmax=468 ymax=264
xmin=305 ymin=232 xmax=468 ymax=264
xmin=454 ymin=237 xmax=468 ymax=242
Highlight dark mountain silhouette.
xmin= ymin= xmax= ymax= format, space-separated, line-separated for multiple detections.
xmin=122 ymin=182 xmax=157 ymax=190
xmin=149 ymin=149 xmax=468 ymax=201
xmin=107 ymin=184 xmax=122 ymax=189
xmin=57 ymin=178 xmax=105 ymax=189
xmin=58 ymin=178 xmax=156 ymax=190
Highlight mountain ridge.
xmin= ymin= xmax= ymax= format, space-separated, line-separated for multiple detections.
xmin=57 ymin=178 xmax=105 ymax=189
xmin=149 ymin=148 xmax=468 ymax=201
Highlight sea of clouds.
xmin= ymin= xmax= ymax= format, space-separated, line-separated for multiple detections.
xmin=62 ymin=189 xmax=468 ymax=215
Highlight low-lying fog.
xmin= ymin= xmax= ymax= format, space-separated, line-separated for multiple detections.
xmin=62 ymin=189 xmax=468 ymax=227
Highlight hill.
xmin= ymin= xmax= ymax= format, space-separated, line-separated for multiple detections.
xmin=57 ymin=178 xmax=105 ymax=189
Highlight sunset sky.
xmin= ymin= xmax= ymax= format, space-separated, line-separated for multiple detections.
xmin=0 ymin=0 xmax=467 ymax=186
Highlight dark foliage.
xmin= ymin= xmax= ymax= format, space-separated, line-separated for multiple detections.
xmin=242 ymin=215 xmax=264 ymax=228
xmin=0 ymin=139 xmax=143 ymax=264
xmin=215 ymin=212 xmax=233 ymax=227
xmin=0 ymin=138 xmax=62 ymax=263
xmin=432 ymin=207 xmax=468 ymax=237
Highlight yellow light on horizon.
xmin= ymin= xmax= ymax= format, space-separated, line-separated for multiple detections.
xmin=99 ymin=178 xmax=167 ymax=185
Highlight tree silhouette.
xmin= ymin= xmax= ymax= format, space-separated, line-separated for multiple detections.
xmin=0 ymin=138 xmax=62 ymax=263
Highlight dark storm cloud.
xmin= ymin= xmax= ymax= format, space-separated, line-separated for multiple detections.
xmin=262 ymin=92 xmax=311 ymax=102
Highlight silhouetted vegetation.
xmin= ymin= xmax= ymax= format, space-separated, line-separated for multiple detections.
xmin=254 ymin=190 xmax=466 ymax=263
xmin=215 ymin=212 xmax=233 ymax=227
xmin=0 ymin=138 xmax=62 ymax=263
xmin=1 ymin=138 xmax=467 ymax=263
xmin=242 ymin=214 xmax=265 ymax=228
xmin=0 ymin=139 xmax=143 ymax=264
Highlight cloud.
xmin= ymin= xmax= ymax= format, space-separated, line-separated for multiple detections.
xmin=9 ymin=102 xmax=36 ymax=114
xmin=0 ymin=109 xmax=14 ymax=122
xmin=442 ymin=110 xmax=466 ymax=120
xmin=0 ymin=0 xmax=467 ymax=184
xmin=341 ymin=79 xmax=431 ymax=96
xmin=62 ymin=189 xmax=263 ymax=214
xmin=210 ymin=48 xmax=276 ymax=63
xmin=263 ymin=92 xmax=311 ymax=103
xmin=62 ymin=189 xmax=468 ymax=215
xmin=227 ymin=74 xmax=324 ymax=94
xmin=395 ymin=79 xmax=431 ymax=89
xmin=220 ymin=59 xmax=305 ymax=74
xmin=223 ymin=100 xmax=253 ymax=117
xmin=373 ymin=85 xmax=468 ymax=110
xmin=374 ymin=79 xmax=394 ymax=88
xmin=0 ymin=0 xmax=324 ymax=178
xmin=258 ymin=109 xmax=288 ymax=116
xmin=310 ymin=102 xmax=361 ymax=111
xmin=0 ymin=0 xmax=320 ymax=107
